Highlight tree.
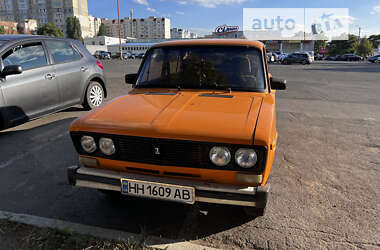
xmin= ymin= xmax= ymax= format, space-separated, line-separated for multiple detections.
xmin=0 ymin=26 xmax=5 ymax=34
xmin=66 ymin=16 xmax=83 ymax=42
xmin=97 ymin=23 xmax=106 ymax=36
xmin=368 ymin=34 xmax=380 ymax=49
xmin=37 ymin=23 xmax=64 ymax=37
xmin=357 ymin=38 xmax=373 ymax=57
xmin=327 ymin=34 xmax=358 ymax=55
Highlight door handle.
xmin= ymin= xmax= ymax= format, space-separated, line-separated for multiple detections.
xmin=81 ymin=67 xmax=88 ymax=72
xmin=45 ymin=73 xmax=56 ymax=80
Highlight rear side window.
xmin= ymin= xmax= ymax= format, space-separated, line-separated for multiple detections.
xmin=2 ymin=42 xmax=48 ymax=70
xmin=46 ymin=40 xmax=81 ymax=64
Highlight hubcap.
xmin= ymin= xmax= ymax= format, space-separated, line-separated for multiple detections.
xmin=89 ymin=85 xmax=103 ymax=107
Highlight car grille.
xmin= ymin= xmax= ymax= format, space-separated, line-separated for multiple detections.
xmin=71 ymin=132 xmax=266 ymax=173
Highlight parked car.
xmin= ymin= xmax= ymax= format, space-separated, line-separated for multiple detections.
xmin=67 ymin=39 xmax=287 ymax=217
xmin=374 ymin=57 xmax=380 ymax=64
xmin=368 ymin=55 xmax=380 ymax=63
xmin=278 ymin=53 xmax=287 ymax=62
xmin=315 ymin=54 xmax=325 ymax=60
xmin=282 ymin=52 xmax=312 ymax=65
xmin=136 ymin=52 xmax=145 ymax=59
xmin=335 ymin=55 xmax=345 ymax=61
xmin=0 ymin=35 xmax=107 ymax=130
xmin=325 ymin=56 xmax=336 ymax=61
xmin=94 ymin=50 xmax=111 ymax=60
xmin=343 ymin=54 xmax=363 ymax=61
xmin=112 ymin=52 xmax=135 ymax=59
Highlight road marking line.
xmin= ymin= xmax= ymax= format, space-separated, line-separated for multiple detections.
xmin=0 ymin=131 xmax=69 ymax=170
xmin=0 ymin=153 xmax=28 ymax=169
xmin=0 ymin=210 xmax=217 ymax=250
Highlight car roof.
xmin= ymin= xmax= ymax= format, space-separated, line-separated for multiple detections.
xmin=151 ymin=39 xmax=265 ymax=50
xmin=0 ymin=35 xmax=76 ymax=46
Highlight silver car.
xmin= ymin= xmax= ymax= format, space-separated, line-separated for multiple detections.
xmin=0 ymin=35 xmax=107 ymax=130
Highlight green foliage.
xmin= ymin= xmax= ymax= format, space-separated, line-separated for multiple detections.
xmin=368 ymin=34 xmax=380 ymax=49
xmin=97 ymin=23 xmax=106 ymax=36
xmin=66 ymin=16 xmax=83 ymax=42
xmin=357 ymin=38 xmax=373 ymax=57
xmin=0 ymin=26 xmax=5 ymax=34
xmin=327 ymin=34 xmax=358 ymax=56
xmin=37 ymin=23 xmax=64 ymax=37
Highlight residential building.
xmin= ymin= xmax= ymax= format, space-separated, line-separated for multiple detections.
xmin=171 ymin=28 xmax=190 ymax=39
xmin=102 ymin=16 xmax=171 ymax=40
xmin=190 ymin=32 xmax=197 ymax=39
xmin=88 ymin=15 xmax=101 ymax=37
xmin=0 ymin=0 xmax=94 ymax=38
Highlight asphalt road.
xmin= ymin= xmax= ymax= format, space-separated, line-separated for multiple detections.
xmin=0 ymin=60 xmax=379 ymax=249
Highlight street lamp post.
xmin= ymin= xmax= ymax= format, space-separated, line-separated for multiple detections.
xmin=117 ymin=0 xmax=123 ymax=60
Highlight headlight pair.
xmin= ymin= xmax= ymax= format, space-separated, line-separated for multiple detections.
xmin=209 ymin=146 xmax=258 ymax=168
xmin=80 ymin=136 xmax=115 ymax=155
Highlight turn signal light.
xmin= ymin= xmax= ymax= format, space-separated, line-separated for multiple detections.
xmin=79 ymin=156 xmax=99 ymax=167
xmin=235 ymin=173 xmax=262 ymax=184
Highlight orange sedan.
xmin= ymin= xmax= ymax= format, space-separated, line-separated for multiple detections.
xmin=67 ymin=39 xmax=286 ymax=216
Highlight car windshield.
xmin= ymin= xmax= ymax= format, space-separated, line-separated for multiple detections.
xmin=136 ymin=46 xmax=266 ymax=91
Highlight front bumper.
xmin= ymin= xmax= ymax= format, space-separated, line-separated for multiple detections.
xmin=67 ymin=165 xmax=269 ymax=208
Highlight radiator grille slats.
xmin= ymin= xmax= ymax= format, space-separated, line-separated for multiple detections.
xmin=71 ymin=132 xmax=266 ymax=173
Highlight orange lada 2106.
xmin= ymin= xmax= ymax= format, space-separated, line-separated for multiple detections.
xmin=67 ymin=39 xmax=286 ymax=216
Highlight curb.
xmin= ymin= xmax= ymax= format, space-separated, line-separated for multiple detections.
xmin=0 ymin=210 xmax=217 ymax=250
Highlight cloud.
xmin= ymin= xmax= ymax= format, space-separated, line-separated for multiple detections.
xmin=133 ymin=0 xmax=148 ymax=6
xmin=370 ymin=11 xmax=375 ymax=15
xmin=374 ymin=6 xmax=380 ymax=12
xmin=173 ymin=0 xmax=247 ymax=8
xmin=175 ymin=11 xmax=185 ymax=15
xmin=147 ymin=7 xmax=157 ymax=13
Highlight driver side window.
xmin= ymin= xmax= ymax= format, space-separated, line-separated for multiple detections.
xmin=2 ymin=42 xmax=48 ymax=71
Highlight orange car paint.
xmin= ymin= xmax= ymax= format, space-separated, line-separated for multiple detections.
xmin=70 ymin=39 xmax=278 ymax=187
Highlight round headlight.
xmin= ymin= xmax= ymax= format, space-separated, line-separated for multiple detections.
xmin=80 ymin=136 xmax=97 ymax=153
xmin=209 ymin=146 xmax=231 ymax=166
xmin=235 ymin=148 xmax=258 ymax=168
xmin=99 ymin=137 xmax=115 ymax=155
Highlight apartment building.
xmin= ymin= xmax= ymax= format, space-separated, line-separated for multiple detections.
xmin=170 ymin=28 xmax=198 ymax=39
xmin=0 ymin=0 xmax=94 ymax=37
xmin=103 ymin=16 xmax=171 ymax=39
xmin=88 ymin=15 xmax=101 ymax=37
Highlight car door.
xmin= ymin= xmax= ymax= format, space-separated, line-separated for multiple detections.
xmin=0 ymin=40 xmax=60 ymax=121
xmin=45 ymin=40 xmax=89 ymax=108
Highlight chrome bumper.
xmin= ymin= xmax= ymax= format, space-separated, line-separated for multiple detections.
xmin=67 ymin=165 xmax=269 ymax=208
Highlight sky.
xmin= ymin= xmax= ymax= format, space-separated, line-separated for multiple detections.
xmin=87 ymin=0 xmax=380 ymax=37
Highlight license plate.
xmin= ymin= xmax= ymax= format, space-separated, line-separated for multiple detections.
xmin=120 ymin=178 xmax=195 ymax=204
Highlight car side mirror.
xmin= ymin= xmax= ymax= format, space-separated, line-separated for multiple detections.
xmin=125 ymin=73 xmax=137 ymax=86
xmin=1 ymin=65 xmax=22 ymax=78
xmin=271 ymin=77 xmax=287 ymax=90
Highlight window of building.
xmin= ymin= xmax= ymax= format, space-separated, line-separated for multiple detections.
xmin=46 ymin=40 xmax=81 ymax=64
xmin=2 ymin=42 xmax=48 ymax=71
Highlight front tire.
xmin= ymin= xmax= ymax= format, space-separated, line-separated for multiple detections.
xmin=83 ymin=81 xmax=104 ymax=110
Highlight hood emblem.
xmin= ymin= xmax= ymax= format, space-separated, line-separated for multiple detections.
xmin=154 ymin=146 xmax=161 ymax=155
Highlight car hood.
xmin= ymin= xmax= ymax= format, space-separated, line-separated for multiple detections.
xmin=72 ymin=89 xmax=263 ymax=145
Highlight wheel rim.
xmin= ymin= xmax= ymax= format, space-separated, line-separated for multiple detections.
xmin=89 ymin=85 xmax=103 ymax=107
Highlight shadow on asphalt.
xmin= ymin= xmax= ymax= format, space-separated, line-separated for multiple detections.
xmin=85 ymin=192 xmax=254 ymax=241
